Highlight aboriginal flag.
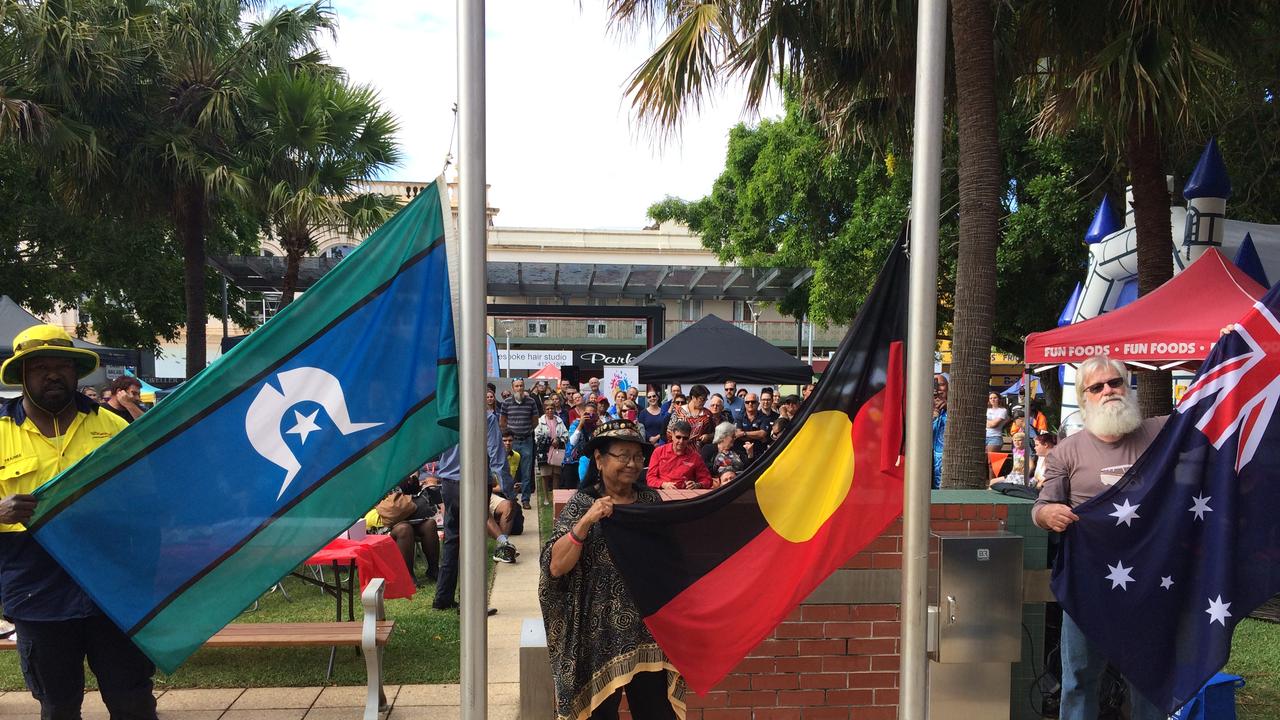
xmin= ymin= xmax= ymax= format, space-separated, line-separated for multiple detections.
xmin=602 ymin=231 xmax=907 ymax=693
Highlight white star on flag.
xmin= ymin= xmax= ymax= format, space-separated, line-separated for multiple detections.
xmin=1206 ymin=595 xmax=1232 ymax=626
xmin=1106 ymin=561 xmax=1135 ymax=590
xmin=1189 ymin=494 xmax=1214 ymax=521
xmin=1109 ymin=499 xmax=1141 ymax=527
xmin=1160 ymin=576 xmax=1174 ymax=590
xmin=286 ymin=409 xmax=323 ymax=445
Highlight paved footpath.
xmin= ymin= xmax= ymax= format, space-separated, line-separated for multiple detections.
xmin=0 ymin=513 xmax=546 ymax=720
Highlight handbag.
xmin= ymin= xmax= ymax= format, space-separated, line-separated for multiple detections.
xmin=547 ymin=447 xmax=566 ymax=466
xmin=375 ymin=492 xmax=417 ymax=525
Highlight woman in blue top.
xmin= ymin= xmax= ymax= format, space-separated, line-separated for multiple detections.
xmin=637 ymin=388 xmax=669 ymax=446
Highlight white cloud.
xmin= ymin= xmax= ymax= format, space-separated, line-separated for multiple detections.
xmin=323 ymin=1 xmax=781 ymax=229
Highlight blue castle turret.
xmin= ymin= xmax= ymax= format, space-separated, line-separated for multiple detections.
xmin=1183 ymin=137 xmax=1232 ymax=200
xmin=1084 ymin=194 xmax=1121 ymax=244
xmin=1180 ymin=138 xmax=1231 ymax=266
xmin=1234 ymin=233 xmax=1269 ymax=288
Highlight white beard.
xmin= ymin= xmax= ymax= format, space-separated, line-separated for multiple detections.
xmin=1083 ymin=392 xmax=1142 ymax=438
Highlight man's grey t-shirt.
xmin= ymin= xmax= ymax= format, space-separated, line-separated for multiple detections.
xmin=1033 ymin=417 xmax=1168 ymax=523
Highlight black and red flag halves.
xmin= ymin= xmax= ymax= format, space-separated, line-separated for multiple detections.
xmin=602 ymin=230 xmax=908 ymax=693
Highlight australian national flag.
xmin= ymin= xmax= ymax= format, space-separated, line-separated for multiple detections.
xmin=1052 ymin=281 xmax=1280 ymax=714
xmin=26 ymin=178 xmax=460 ymax=672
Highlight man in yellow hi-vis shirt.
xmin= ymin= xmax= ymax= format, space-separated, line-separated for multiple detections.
xmin=0 ymin=324 xmax=158 ymax=720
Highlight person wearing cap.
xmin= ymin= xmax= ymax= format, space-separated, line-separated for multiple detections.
xmin=540 ymin=418 xmax=683 ymax=720
xmin=0 ymin=324 xmax=158 ymax=719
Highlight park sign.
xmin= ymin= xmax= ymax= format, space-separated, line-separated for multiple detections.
xmin=25 ymin=179 xmax=460 ymax=672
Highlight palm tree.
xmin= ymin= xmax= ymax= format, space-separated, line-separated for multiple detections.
xmin=126 ymin=0 xmax=337 ymax=377
xmin=2 ymin=0 xmax=338 ymax=377
xmin=942 ymin=0 xmax=1007 ymax=488
xmin=1020 ymin=0 xmax=1251 ymax=416
xmin=243 ymin=69 xmax=401 ymax=306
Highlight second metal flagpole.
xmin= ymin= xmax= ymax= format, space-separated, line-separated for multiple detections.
xmin=900 ymin=0 xmax=947 ymax=718
xmin=457 ymin=0 xmax=489 ymax=717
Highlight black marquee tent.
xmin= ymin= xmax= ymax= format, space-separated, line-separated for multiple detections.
xmin=632 ymin=314 xmax=813 ymax=384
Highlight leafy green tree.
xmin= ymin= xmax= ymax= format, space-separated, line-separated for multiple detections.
xmin=648 ymin=103 xmax=910 ymax=323
xmin=0 ymin=143 xmax=257 ymax=351
xmin=243 ymin=69 xmax=401 ymax=306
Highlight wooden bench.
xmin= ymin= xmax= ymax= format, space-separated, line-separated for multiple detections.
xmin=0 ymin=578 xmax=394 ymax=720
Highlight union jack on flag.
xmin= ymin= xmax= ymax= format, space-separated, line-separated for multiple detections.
xmin=1052 ymin=281 xmax=1280 ymax=715
xmin=1180 ymin=298 xmax=1280 ymax=470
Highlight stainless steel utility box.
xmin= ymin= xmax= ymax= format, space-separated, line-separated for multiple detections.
xmin=927 ymin=530 xmax=1024 ymax=719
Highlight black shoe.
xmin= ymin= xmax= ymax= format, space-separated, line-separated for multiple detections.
xmin=492 ymin=542 xmax=517 ymax=564
xmin=521 ymin=500 xmax=532 ymax=510
xmin=431 ymin=600 xmax=496 ymax=616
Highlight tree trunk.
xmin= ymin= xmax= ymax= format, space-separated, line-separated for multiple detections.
xmin=175 ymin=185 xmax=208 ymax=379
xmin=1126 ymin=110 xmax=1174 ymax=418
xmin=941 ymin=0 xmax=1004 ymax=488
xmin=279 ymin=232 xmax=306 ymax=308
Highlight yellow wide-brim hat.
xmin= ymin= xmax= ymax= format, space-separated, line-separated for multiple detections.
xmin=2 ymin=324 xmax=100 ymax=386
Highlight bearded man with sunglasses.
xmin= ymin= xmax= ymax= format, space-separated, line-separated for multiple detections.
xmin=1032 ymin=355 xmax=1167 ymax=720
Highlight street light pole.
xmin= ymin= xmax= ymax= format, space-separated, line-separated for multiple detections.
xmin=500 ymin=319 xmax=514 ymax=378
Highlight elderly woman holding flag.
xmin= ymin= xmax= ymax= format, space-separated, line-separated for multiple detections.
xmin=539 ymin=418 xmax=685 ymax=719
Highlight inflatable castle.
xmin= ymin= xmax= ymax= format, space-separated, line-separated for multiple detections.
xmin=1041 ymin=139 xmax=1280 ymax=430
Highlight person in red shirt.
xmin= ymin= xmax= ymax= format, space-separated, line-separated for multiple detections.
xmin=646 ymin=420 xmax=714 ymax=489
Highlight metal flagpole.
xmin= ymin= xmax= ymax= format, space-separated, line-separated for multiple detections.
xmin=900 ymin=0 xmax=947 ymax=718
xmin=457 ymin=0 xmax=489 ymax=717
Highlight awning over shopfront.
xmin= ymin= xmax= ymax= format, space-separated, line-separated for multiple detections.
xmin=210 ymin=255 xmax=813 ymax=301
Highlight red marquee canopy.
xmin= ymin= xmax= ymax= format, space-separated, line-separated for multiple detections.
xmin=1024 ymin=249 xmax=1266 ymax=368
xmin=528 ymin=363 xmax=562 ymax=380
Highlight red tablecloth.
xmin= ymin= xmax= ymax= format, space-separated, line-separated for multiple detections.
xmin=306 ymin=535 xmax=415 ymax=600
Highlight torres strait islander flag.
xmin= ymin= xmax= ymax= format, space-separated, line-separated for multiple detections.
xmin=1053 ymin=280 xmax=1280 ymax=714
xmin=25 ymin=179 xmax=460 ymax=672
xmin=602 ymin=230 xmax=907 ymax=694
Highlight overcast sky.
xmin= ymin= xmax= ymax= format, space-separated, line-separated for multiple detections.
xmin=323 ymin=1 xmax=781 ymax=230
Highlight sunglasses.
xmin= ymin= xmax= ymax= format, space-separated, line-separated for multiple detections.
xmin=674 ymin=400 xmax=685 ymax=405
xmin=15 ymin=337 xmax=74 ymax=352
xmin=1084 ymin=377 xmax=1125 ymax=395
xmin=745 ymin=400 xmax=757 ymax=404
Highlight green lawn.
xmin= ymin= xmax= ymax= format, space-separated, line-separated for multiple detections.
xmin=0 ymin=548 xmax=494 ymax=691
xmin=1226 ymin=618 xmax=1280 ymax=719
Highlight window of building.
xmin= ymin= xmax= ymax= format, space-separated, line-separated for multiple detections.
xmin=680 ymin=299 xmax=703 ymax=322
xmin=586 ymin=321 xmax=608 ymax=337
xmin=527 ymin=320 xmax=548 ymax=337
xmin=633 ymin=321 xmax=646 ymax=339
xmin=321 ymin=244 xmax=357 ymax=260
xmin=732 ymin=301 xmax=746 ymax=322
